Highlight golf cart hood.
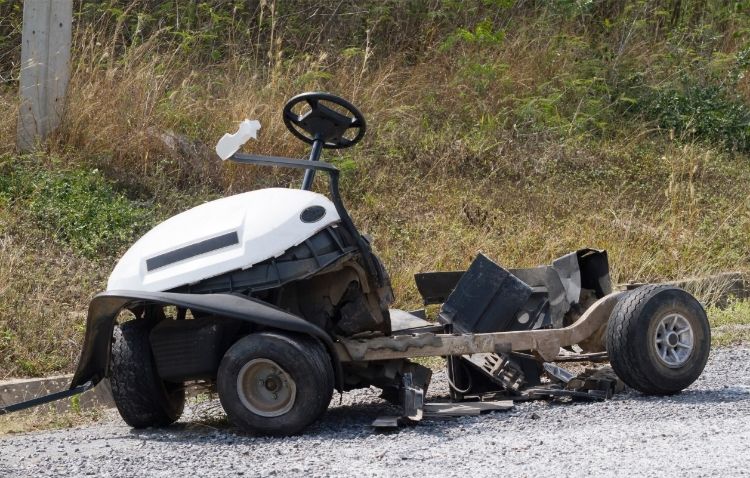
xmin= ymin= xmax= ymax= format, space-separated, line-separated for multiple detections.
xmin=108 ymin=188 xmax=340 ymax=292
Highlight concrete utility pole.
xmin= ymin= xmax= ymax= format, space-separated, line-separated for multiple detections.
xmin=16 ymin=0 xmax=73 ymax=152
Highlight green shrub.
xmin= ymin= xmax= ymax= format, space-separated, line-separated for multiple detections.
xmin=0 ymin=159 xmax=152 ymax=258
xmin=643 ymin=84 xmax=750 ymax=152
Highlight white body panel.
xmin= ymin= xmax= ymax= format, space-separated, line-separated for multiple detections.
xmin=108 ymin=188 xmax=340 ymax=292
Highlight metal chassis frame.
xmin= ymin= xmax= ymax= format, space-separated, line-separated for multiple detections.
xmin=335 ymin=292 xmax=623 ymax=363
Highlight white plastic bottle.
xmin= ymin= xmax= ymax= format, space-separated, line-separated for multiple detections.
xmin=215 ymin=119 xmax=262 ymax=160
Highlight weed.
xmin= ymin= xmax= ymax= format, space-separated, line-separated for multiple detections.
xmin=708 ymin=299 xmax=750 ymax=347
xmin=0 ymin=158 xmax=152 ymax=258
xmin=0 ymin=405 xmax=103 ymax=435
xmin=641 ymin=84 xmax=750 ymax=152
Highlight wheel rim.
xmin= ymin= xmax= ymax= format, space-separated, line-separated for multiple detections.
xmin=236 ymin=359 xmax=296 ymax=417
xmin=653 ymin=313 xmax=694 ymax=368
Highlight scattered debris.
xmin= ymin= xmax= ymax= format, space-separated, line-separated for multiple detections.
xmin=371 ymin=416 xmax=405 ymax=429
xmin=566 ymin=365 xmax=625 ymax=398
xmin=521 ymin=386 xmax=608 ymax=401
xmin=371 ymin=399 xmax=515 ymax=428
xmin=371 ymin=363 xmax=624 ymax=429
xmin=543 ymin=363 xmax=576 ymax=384
xmin=423 ymin=401 xmax=514 ymax=417
xmin=401 ymin=373 xmax=424 ymax=421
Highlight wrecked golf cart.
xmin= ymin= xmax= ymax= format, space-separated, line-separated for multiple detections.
xmin=0 ymin=93 xmax=711 ymax=435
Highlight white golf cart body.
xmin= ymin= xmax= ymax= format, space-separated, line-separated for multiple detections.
xmin=108 ymin=188 xmax=340 ymax=292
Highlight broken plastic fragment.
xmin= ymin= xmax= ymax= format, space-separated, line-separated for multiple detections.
xmin=215 ymin=119 xmax=262 ymax=160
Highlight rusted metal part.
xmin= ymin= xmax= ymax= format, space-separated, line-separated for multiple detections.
xmin=335 ymin=292 xmax=623 ymax=362
xmin=576 ymin=321 xmax=608 ymax=353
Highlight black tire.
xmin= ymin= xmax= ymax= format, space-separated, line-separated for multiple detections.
xmin=109 ymin=319 xmax=185 ymax=428
xmin=217 ymin=332 xmax=334 ymax=436
xmin=606 ymin=285 xmax=711 ymax=395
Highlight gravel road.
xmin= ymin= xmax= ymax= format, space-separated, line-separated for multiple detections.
xmin=2 ymin=346 xmax=749 ymax=477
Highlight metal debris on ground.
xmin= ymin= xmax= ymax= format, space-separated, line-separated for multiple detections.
xmin=371 ymin=364 xmax=624 ymax=429
xmin=371 ymin=400 xmax=515 ymax=428
xmin=543 ymin=363 xmax=576 ymax=384
xmin=423 ymin=401 xmax=514 ymax=417
xmin=371 ymin=416 xmax=405 ymax=428
xmin=465 ymin=353 xmax=526 ymax=391
xmin=520 ymin=386 xmax=608 ymax=401
xmin=516 ymin=364 xmax=624 ymax=401
xmin=564 ymin=365 xmax=625 ymax=398
xmin=401 ymin=373 xmax=425 ymax=421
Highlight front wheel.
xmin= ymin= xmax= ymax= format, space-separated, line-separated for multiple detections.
xmin=109 ymin=319 xmax=185 ymax=428
xmin=606 ymin=285 xmax=711 ymax=395
xmin=217 ymin=332 xmax=334 ymax=436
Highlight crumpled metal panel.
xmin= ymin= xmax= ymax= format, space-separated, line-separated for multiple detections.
xmin=439 ymin=254 xmax=532 ymax=334
xmin=551 ymin=251 xmax=582 ymax=306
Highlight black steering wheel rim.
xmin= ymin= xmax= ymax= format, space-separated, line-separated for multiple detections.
xmin=282 ymin=92 xmax=366 ymax=149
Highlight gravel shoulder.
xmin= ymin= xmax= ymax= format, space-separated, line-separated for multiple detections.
xmin=2 ymin=347 xmax=749 ymax=477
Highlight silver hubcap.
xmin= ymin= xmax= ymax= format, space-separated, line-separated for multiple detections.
xmin=653 ymin=313 xmax=694 ymax=368
xmin=236 ymin=359 xmax=296 ymax=417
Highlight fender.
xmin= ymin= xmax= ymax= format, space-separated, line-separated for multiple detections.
xmin=70 ymin=290 xmax=344 ymax=391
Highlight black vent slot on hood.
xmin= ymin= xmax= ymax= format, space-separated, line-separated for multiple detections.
xmin=146 ymin=231 xmax=240 ymax=271
xmin=169 ymin=225 xmax=357 ymax=295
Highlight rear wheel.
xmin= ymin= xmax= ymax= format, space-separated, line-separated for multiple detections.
xmin=606 ymin=285 xmax=710 ymax=395
xmin=217 ymin=332 xmax=334 ymax=436
xmin=109 ymin=318 xmax=185 ymax=428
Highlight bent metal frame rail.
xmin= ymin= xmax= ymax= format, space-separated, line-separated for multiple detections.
xmin=335 ymin=292 xmax=623 ymax=363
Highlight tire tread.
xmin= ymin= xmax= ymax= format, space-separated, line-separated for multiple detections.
xmin=110 ymin=319 xmax=185 ymax=428
xmin=606 ymin=285 xmax=710 ymax=395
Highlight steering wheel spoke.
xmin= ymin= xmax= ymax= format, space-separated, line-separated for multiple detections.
xmin=284 ymin=109 xmax=302 ymax=125
xmin=282 ymin=92 xmax=366 ymax=149
xmin=337 ymin=137 xmax=354 ymax=148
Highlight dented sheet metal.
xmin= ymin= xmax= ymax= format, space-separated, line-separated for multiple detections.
xmin=423 ymin=400 xmax=514 ymax=417
xmin=551 ymin=251 xmax=582 ymax=306
xmin=371 ymin=400 xmax=515 ymax=428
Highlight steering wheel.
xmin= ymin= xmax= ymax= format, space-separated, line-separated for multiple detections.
xmin=282 ymin=92 xmax=366 ymax=149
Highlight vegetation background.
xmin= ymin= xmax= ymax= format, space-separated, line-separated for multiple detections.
xmin=0 ymin=0 xmax=749 ymax=378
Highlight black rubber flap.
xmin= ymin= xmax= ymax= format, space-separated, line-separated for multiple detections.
xmin=439 ymin=253 xmax=532 ymax=333
xmin=414 ymin=271 xmax=465 ymax=305
xmin=577 ymin=248 xmax=612 ymax=298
